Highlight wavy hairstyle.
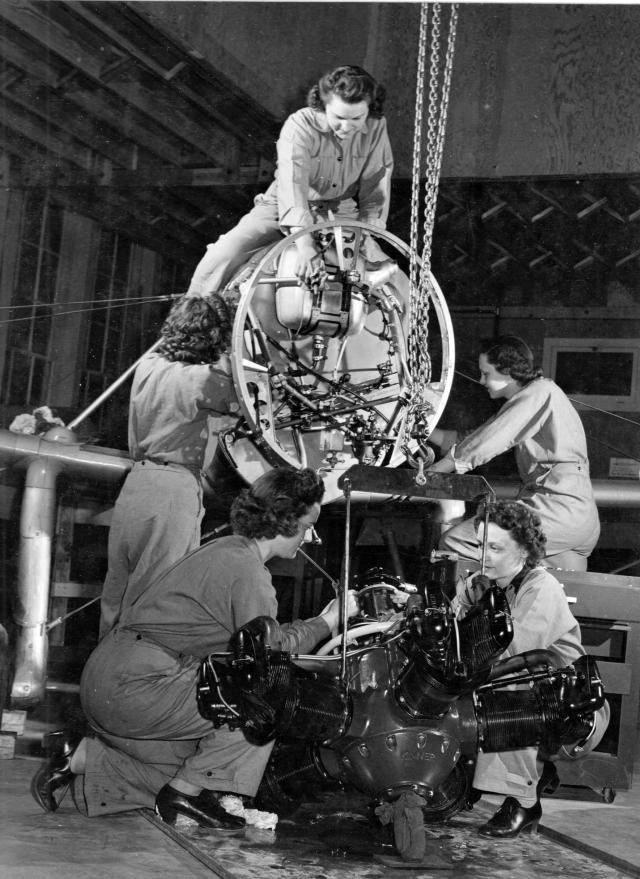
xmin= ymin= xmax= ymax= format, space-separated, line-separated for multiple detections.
xmin=479 ymin=335 xmax=543 ymax=386
xmin=231 ymin=467 xmax=325 ymax=540
xmin=156 ymin=293 xmax=233 ymax=364
xmin=474 ymin=500 xmax=547 ymax=568
xmin=308 ymin=65 xmax=385 ymax=118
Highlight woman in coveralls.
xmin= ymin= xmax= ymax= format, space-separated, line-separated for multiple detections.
xmin=98 ymin=293 xmax=238 ymax=638
xmin=428 ymin=335 xmax=600 ymax=572
xmin=186 ymin=64 xmax=393 ymax=295
xmin=455 ymin=501 xmax=609 ymax=838
xmin=32 ymin=468 xmax=359 ymax=829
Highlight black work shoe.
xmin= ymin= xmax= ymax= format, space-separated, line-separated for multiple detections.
xmin=478 ymin=796 xmax=542 ymax=838
xmin=537 ymin=761 xmax=560 ymax=797
xmin=465 ymin=787 xmax=483 ymax=810
xmin=31 ymin=730 xmax=79 ymax=812
xmin=155 ymin=784 xmax=246 ymax=828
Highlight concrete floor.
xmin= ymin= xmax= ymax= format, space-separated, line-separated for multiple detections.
xmin=2 ymin=753 xmax=639 ymax=879
xmin=0 ymin=758 xmax=213 ymax=879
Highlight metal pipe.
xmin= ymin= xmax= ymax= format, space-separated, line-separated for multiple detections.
xmin=491 ymin=479 xmax=640 ymax=508
xmin=327 ymin=479 xmax=640 ymax=509
xmin=11 ymin=456 xmax=61 ymax=706
xmin=0 ymin=429 xmax=132 ymax=708
xmin=0 ymin=428 xmax=131 ymax=481
xmin=340 ymin=477 xmax=352 ymax=683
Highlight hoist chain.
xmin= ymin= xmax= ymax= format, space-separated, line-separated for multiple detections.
xmin=408 ymin=2 xmax=428 ymax=308
xmin=403 ymin=3 xmax=458 ymax=457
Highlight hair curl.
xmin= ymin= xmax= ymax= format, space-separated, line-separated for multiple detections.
xmin=474 ymin=501 xmax=547 ymax=567
xmin=479 ymin=335 xmax=543 ymax=385
xmin=230 ymin=467 xmax=325 ymax=540
xmin=307 ymin=65 xmax=385 ymax=118
xmin=156 ymin=293 xmax=234 ymax=364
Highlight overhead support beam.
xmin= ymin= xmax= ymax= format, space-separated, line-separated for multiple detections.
xmin=0 ymin=2 xmax=248 ymax=169
xmin=109 ymin=163 xmax=274 ymax=188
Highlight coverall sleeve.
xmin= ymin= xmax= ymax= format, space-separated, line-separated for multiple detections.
xmin=454 ymin=384 xmax=552 ymax=472
xmin=275 ymin=115 xmax=315 ymax=230
xmin=229 ymin=569 xmax=330 ymax=655
xmin=279 ymin=616 xmax=331 ymax=654
xmin=356 ymin=118 xmax=394 ymax=228
xmin=503 ymin=576 xmax=577 ymax=664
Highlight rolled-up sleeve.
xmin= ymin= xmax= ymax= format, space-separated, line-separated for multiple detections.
xmin=276 ymin=116 xmax=316 ymax=230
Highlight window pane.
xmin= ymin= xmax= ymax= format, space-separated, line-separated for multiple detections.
xmin=555 ymin=351 xmax=634 ymax=397
xmin=38 ymin=251 xmax=59 ymax=304
xmin=21 ymin=192 xmax=45 ymax=246
xmin=29 ymin=356 xmax=48 ymax=405
xmin=32 ymin=307 xmax=51 ymax=356
xmin=7 ymin=350 xmax=30 ymax=405
xmin=15 ymin=244 xmax=38 ymax=305
xmin=44 ymin=202 xmax=63 ymax=255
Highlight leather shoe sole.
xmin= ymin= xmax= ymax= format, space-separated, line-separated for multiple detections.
xmin=31 ymin=732 xmax=78 ymax=812
xmin=155 ymin=784 xmax=245 ymax=829
xmin=478 ymin=796 xmax=541 ymax=838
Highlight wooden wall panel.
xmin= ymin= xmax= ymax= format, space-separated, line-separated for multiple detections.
xmin=136 ymin=2 xmax=640 ymax=179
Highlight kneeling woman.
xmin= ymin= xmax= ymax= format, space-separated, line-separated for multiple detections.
xmin=455 ymin=501 xmax=609 ymax=838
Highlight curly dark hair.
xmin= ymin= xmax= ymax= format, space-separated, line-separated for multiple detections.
xmin=156 ymin=293 xmax=234 ymax=364
xmin=474 ymin=501 xmax=547 ymax=567
xmin=479 ymin=335 xmax=543 ymax=386
xmin=307 ymin=65 xmax=385 ymax=118
xmin=230 ymin=467 xmax=325 ymax=540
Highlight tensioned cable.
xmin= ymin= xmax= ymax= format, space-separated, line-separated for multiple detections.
xmin=0 ymin=294 xmax=180 ymax=327
xmin=454 ymin=368 xmax=640 ymax=462
xmin=0 ymin=293 xmax=181 ymax=310
xmin=454 ymin=368 xmax=640 ymax=430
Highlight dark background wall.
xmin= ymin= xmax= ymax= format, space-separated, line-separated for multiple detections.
xmin=136 ymin=2 xmax=640 ymax=177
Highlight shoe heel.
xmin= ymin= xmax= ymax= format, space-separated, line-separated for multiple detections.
xmin=544 ymin=778 xmax=560 ymax=795
xmin=156 ymin=803 xmax=178 ymax=825
xmin=42 ymin=730 xmax=73 ymax=761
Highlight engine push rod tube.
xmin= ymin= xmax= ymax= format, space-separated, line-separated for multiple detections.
xmin=340 ymin=477 xmax=352 ymax=682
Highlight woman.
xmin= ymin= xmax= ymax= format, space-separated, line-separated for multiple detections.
xmin=455 ymin=501 xmax=608 ymax=838
xmin=99 ymin=292 xmax=238 ymax=638
xmin=32 ymin=468 xmax=359 ymax=828
xmin=187 ymin=64 xmax=393 ymax=295
xmin=428 ymin=335 xmax=600 ymax=571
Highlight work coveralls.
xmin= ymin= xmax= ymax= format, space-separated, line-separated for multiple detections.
xmin=99 ymin=352 xmax=237 ymax=638
xmin=441 ymin=378 xmax=600 ymax=570
xmin=187 ymin=105 xmax=394 ymax=296
xmin=79 ymin=535 xmax=330 ymax=816
xmin=456 ymin=566 xmax=607 ymax=800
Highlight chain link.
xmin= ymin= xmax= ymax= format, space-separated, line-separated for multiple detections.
xmin=403 ymin=3 xmax=458 ymax=456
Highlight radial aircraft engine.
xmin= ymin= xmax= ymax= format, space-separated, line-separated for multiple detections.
xmin=204 ymin=220 xmax=455 ymax=503
xmin=197 ymin=556 xmax=606 ymax=843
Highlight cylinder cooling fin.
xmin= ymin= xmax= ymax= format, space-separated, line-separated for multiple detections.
xmin=475 ymin=654 xmax=606 ymax=754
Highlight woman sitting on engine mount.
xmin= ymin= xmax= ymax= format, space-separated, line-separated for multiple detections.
xmin=186 ymin=64 xmax=393 ymax=295
xmin=455 ymin=500 xmax=609 ymax=839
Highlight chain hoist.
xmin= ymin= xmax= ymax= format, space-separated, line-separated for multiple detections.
xmin=404 ymin=2 xmax=459 ymax=459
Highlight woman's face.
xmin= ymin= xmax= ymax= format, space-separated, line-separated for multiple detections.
xmin=476 ymin=521 xmax=528 ymax=586
xmin=478 ymin=353 xmax=518 ymax=400
xmin=277 ymin=502 xmax=322 ymax=559
xmin=324 ymin=95 xmax=370 ymax=140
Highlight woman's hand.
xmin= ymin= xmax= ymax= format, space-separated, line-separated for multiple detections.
xmin=426 ymin=446 xmax=456 ymax=473
xmin=319 ymin=590 xmax=360 ymax=631
xmin=293 ymin=234 xmax=321 ymax=283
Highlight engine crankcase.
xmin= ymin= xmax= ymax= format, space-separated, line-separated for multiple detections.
xmin=325 ymin=640 xmax=477 ymax=800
